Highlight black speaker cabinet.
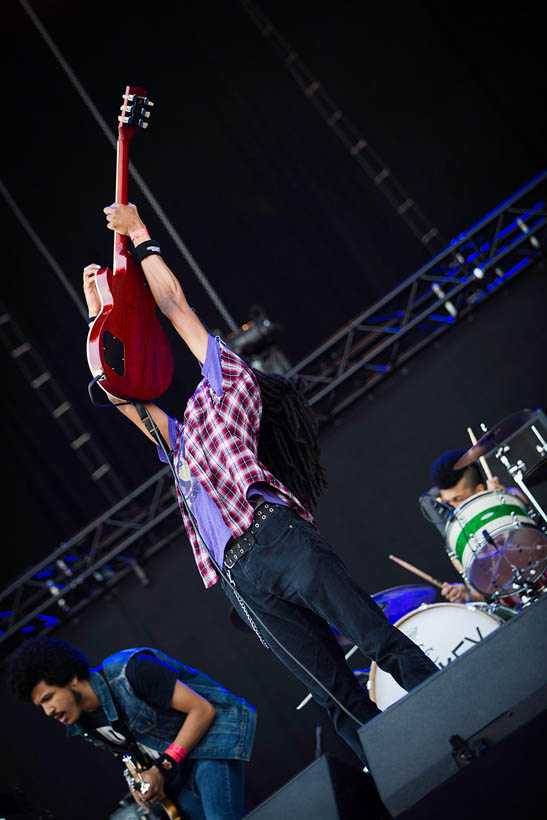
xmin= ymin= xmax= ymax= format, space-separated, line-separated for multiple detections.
xmin=245 ymin=754 xmax=383 ymax=819
xmin=358 ymin=593 xmax=547 ymax=817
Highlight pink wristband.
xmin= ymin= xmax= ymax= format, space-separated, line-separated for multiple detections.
xmin=129 ymin=227 xmax=149 ymax=241
xmin=164 ymin=743 xmax=187 ymax=764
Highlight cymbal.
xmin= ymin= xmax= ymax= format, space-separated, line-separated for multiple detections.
xmin=454 ymin=408 xmax=534 ymax=469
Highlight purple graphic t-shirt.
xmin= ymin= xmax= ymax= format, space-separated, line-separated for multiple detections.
xmin=157 ymin=336 xmax=286 ymax=567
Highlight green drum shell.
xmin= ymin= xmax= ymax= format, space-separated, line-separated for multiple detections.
xmin=444 ymin=490 xmax=530 ymax=563
xmin=444 ymin=490 xmax=547 ymax=595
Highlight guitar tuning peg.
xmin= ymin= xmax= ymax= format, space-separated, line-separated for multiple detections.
xmin=137 ymin=120 xmax=149 ymax=129
xmin=141 ymin=109 xmax=151 ymax=118
xmin=119 ymin=104 xmax=133 ymax=113
xmin=118 ymin=115 xmax=130 ymax=124
xmin=123 ymin=93 xmax=136 ymax=101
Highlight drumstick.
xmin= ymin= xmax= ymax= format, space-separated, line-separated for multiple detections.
xmin=388 ymin=554 xmax=443 ymax=589
xmin=466 ymin=426 xmax=493 ymax=480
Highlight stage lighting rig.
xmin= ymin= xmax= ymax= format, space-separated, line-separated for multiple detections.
xmin=224 ymin=305 xmax=291 ymax=374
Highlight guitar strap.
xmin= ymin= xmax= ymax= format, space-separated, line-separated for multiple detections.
xmin=89 ymin=669 xmax=152 ymax=768
xmin=134 ymin=401 xmax=171 ymax=452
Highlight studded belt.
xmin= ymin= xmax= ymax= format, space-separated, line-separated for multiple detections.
xmin=223 ymin=502 xmax=278 ymax=569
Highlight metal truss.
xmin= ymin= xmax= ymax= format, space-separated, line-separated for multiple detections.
xmin=0 ymin=467 xmax=183 ymax=654
xmin=2 ymin=171 xmax=545 ymax=651
xmin=240 ymin=0 xmax=446 ymax=255
xmin=287 ymin=170 xmax=546 ymax=421
xmin=0 ymin=302 xmax=127 ymax=504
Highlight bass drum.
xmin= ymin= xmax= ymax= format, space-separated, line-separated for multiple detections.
xmin=368 ymin=603 xmax=502 ymax=711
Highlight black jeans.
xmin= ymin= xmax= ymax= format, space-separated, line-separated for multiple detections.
xmin=222 ymin=504 xmax=437 ymax=761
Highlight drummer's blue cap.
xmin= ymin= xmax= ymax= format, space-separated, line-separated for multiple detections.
xmin=431 ymin=449 xmax=484 ymax=489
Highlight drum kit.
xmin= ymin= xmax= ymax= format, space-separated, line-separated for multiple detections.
xmin=450 ymin=407 xmax=547 ymax=603
xmin=298 ymin=408 xmax=547 ymax=713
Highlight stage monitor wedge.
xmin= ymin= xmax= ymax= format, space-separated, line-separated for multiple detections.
xmin=358 ymin=594 xmax=547 ymax=817
xmin=245 ymin=753 xmax=386 ymax=819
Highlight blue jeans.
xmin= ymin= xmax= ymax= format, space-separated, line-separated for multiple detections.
xmin=168 ymin=758 xmax=245 ymax=819
xmin=222 ymin=505 xmax=437 ymax=761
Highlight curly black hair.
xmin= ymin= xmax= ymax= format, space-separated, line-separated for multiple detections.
xmin=253 ymin=369 xmax=328 ymax=510
xmin=430 ymin=449 xmax=484 ymax=490
xmin=7 ymin=636 xmax=90 ymax=702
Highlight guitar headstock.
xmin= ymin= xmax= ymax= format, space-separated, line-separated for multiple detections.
xmin=118 ymin=85 xmax=154 ymax=135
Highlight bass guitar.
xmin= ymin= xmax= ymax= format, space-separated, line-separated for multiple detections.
xmin=123 ymin=754 xmax=182 ymax=819
xmin=87 ymin=86 xmax=174 ymax=400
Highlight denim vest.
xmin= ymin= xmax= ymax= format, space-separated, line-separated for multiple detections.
xmin=66 ymin=647 xmax=256 ymax=761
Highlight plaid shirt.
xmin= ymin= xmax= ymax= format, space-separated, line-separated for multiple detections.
xmin=173 ymin=337 xmax=315 ymax=588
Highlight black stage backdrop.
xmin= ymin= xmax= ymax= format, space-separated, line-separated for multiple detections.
xmin=2 ymin=259 xmax=545 ymax=818
xmin=1 ymin=0 xmax=546 ymax=816
xmin=1 ymin=0 xmax=545 ymax=575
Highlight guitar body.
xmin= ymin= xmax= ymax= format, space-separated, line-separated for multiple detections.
xmin=87 ymin=85 xmax=173 ymax=401
xmin=87 ymin=257 xmax=174 ymax=400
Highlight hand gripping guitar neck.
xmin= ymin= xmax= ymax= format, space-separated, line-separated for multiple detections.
xmin=123 ymin=754 xmax=182 ymax=819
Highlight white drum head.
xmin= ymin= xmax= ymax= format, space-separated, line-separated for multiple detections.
xmin=368 ymin=603 xmax=500 ymax=711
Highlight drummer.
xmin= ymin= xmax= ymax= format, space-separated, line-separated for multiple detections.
xmin=420 ymin=449 xmax=524 ymax=604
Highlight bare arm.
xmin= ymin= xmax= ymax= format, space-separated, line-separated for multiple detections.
xmin=168 ymin=680 xmax=217 ymax=751
xmin=136 ymin=681 xmax=217 ymax=804
xmin=103 ymin=203 xmax=209 ymax=364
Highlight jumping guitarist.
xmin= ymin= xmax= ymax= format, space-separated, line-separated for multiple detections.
xmin=7 ymin=636 xmax=256 ymax=818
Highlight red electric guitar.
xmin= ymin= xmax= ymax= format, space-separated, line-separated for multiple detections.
xmin=87 ymin=86 xmax=174 ymax=400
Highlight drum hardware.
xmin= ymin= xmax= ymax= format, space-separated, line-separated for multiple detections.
xmin=531 ymin=423 xmax=547 ymax=455
xmin=495 ymin=447 xmax=547 ymax=524
xmin=523 ymin=456 xmax=547 ymax=490
xmin=467 ymin=600 xmax=515 ymax=622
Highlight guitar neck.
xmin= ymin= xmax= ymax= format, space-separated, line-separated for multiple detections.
xmin=111 ymin=85 xmax=152 ymax=275
xmin=113 ymin=128 xmax=131 ymax=272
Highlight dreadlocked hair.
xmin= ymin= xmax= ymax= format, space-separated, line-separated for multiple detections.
xmin=252 ymin=368 xmax=328 ymax=510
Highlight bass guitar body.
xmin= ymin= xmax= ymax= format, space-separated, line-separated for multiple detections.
xmin=87 ymin=85 xmax=174 ymax=401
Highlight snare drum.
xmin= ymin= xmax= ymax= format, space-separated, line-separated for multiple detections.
xmin=368 ymin=603 xmax=501 ymax=711
xmin=444 ymin=489 xmax=547 ymax=596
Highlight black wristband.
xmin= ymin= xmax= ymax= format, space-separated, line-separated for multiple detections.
xmin=132 ymin=239 xmax=162 ymax=265
xmin=154 ymin=752 xmax=177 ymax=774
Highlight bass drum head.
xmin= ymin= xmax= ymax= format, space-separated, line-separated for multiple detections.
xmin=368 ymin=603 xmax=500 ymax=711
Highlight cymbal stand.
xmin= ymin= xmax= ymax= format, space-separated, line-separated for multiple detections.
xmin=499 ymin=564 xmax=545 ymax=606
xmin=495 ymin=446 xmax=547 ymax=525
